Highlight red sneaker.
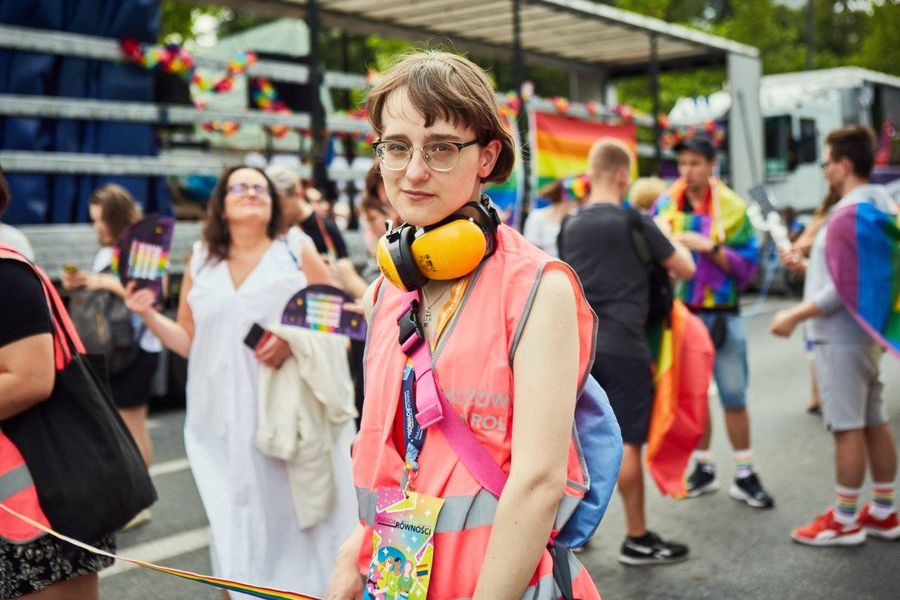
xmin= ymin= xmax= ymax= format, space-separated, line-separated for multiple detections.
xmin=858 ymin=503 xmax=900 ymax=540
xmin=791 ymin=508 xmax=866 ymax=546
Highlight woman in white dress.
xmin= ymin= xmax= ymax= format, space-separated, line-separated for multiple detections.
xmin=125 ymin=166 xmax=355 ymax=597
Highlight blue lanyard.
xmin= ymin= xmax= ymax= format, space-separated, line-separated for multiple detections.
xmin=401 ymin=362 xmax=426 ymax=471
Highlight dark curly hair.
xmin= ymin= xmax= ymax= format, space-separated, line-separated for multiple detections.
xmin=203 ymin=165 xmax=282 ymax=262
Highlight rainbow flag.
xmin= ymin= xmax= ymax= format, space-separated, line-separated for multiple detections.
xmin=485 ymin=112 xmax=525 ymax=227
xmin=654 ymin=178 xmax=759 ymax=309
xmin=529 ymin=111 xmax=636 ymax=192
xmin=645 ymin=301 xmax=714 ymax=497
xmin=825 ymin=200 xmax=900 ymax=358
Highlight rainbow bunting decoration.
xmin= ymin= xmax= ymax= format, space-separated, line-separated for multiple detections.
xmin=645 ymin=301 xmax=714 ymax=497
xmin=0 ymin=503 xmax=321 ymax=599
xmin=654 ymin=178 xmax=759 ymax=309
xmin=825 ymin=200 xmax=900 ymax=358
xmin=529 ymin=111 xmax=636 ymax=193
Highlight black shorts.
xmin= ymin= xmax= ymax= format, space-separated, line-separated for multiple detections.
xmin=591 ymin=352 xmax=654 ymax=445
xmin=109 ymin=349 xmax=160 ymax=409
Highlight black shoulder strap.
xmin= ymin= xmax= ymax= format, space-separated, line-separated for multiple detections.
xmin=626 ymin=208 xmax=653 ymax=268
xmin=556 ymin=214 xmax=571 ymax=262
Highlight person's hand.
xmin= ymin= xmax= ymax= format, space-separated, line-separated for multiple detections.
xmin=255 ymin=333 xmax=292 ymax=369
xmin=342 ymin=302 xmax=364 ymax=315
xmin=60 ymin=270 xmax=89 ymax=290
xmin=779 ymin=247 xmax=806 ymax=273
xmin=324 ymin=557 xmax=364 ymax=600
xmin=675 ymin=231 xmax=715 ymax=253
xmin=654 ymin=216 xmax=672 ymax=237
xmin=123 ymin=281 xmax=158 ymax=316
xmin=770 ymin=309 xmax=798 ymax=338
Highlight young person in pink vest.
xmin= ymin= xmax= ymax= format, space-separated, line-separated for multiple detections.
xmin=326 ymin=52 xmax=602 ymax=599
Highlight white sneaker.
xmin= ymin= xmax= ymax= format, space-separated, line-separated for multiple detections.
xmin=121 ymin=508 xmax=152 ymax=531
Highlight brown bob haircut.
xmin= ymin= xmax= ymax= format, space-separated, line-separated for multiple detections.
xmin=825 ymin=125 xmax=877 ymax=179
xmin=203 ymin=165 xmax=282 ymax=262
xmin=0 ymin=164 xmax=9 ymax=217
xmin=89 ymin=184 xmax=142 ymax=242
xmin=366 ymin=51 xmax=516 ymax=184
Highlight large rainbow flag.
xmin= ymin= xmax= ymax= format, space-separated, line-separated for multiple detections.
xmin=645 ymin=301 xmax=714 ymax=497
xmin=654 ymin=178 xmax=759 ymax=309
xmin=825 ymin=198 xmax=900 ymax=358
xmin=529 ymin=111 xmax=636 ymax=192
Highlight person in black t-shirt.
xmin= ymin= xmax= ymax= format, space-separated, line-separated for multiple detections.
xmin=0 ymin=169 xmax=116 ymax=598
xmin=559 ymin=139 xmax=694 ymax=566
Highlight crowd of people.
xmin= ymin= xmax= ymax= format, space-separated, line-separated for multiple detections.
xmin=0 ymin=50 xmax=897 ymax=600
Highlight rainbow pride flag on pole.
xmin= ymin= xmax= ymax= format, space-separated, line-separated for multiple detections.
xmin=529 ymin=111 xmax=636 ymax=192
xmin=645 ymin=301 xmax=715 ymax=497
xmin=825 ymin=195 xmax=900 ymax=358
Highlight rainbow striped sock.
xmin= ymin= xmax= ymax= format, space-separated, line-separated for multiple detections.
xmin=694 ymin=450 xmax=715 ymax=472
xmin=834 ymin=485 xmax=860 ymax=525
xmin=870 ymin=482 xmax=896 ymax=519
xmin=734 ymin=449 xmax=754 ymax=479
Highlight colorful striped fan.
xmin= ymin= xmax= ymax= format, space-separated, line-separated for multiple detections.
xmin=825 ymin=202 xmax=900 ymax=358
xmin=111 ymin=216 xmax=175 ymax=301
xmin=281 ymin=285 xmax=367 ymax=341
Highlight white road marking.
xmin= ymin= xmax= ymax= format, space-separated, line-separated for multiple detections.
xmin=99 ymin=526 xmax=210 ymax=578
xmin=148 ymin=458 xmax=191 ymax=477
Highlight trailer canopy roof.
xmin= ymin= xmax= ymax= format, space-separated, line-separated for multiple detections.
xmin=224 ymin=0 xmax=758 ymax=76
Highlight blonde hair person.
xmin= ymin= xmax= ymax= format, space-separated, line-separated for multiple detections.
xmin=629 ymin=176 xmax=667 ymax=214
xmin=326 ymin=51 xmax=601 ymax=600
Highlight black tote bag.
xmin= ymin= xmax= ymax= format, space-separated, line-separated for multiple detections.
xmin=0 ymin=247 xmax=157 ymax=542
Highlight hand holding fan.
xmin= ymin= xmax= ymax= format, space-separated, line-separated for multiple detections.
xmin=111 ymin=216 xmax=176 ymax=301
xmin=281 ymin=285 xmax=367 ymax=341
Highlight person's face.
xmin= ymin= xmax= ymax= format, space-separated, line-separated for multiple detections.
xmin=822 ymin=145 xmax=850 ymax=194
xmin=363 ymin=207 xmax=388 ymax=239
xmin=677 ymin=150 xmax=714 ymax=190
xmin=377 ymin=88 xmax=501 ymax=227
xmin=278 ymin=183 xmax=302 ymax=228
xmin=89 ymin=203 xmax=114 ymax=245
xmin=223 ymin=168 xmax=272 ymax=227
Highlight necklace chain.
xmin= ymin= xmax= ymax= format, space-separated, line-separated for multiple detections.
xmin=422 ymin=284 xmax=452 ymax=327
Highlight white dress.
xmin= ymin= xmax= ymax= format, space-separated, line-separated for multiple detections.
xmin=185 ymin=237 xmax=357 ymax=597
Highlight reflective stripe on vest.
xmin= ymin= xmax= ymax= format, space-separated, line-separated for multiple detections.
xmin=356 ymin=486 xmax=581 ymax=534
xmin=0 ymin=434 xmax=50 ymax=543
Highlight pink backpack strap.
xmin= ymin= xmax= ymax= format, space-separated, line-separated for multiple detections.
xmin=397 ymin=291 xmax=508 ymax=498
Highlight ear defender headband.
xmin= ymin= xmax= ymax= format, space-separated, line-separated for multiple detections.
xmin=376 ymin=195 xmax=501 ymax=292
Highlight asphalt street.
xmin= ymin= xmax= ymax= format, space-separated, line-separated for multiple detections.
xmin=100 ymin=297 xmax=900 ymax=599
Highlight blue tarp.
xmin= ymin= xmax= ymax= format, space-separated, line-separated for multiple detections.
xmin=0 ymin=0 xmax=171 ymax=224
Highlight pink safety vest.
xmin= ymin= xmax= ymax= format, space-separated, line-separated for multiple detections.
xmin=353 ymin=225 xmax=601 ymax=599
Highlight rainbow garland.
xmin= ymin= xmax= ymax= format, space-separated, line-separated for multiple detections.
xmin=660 ymin=120 xmax=726 ymax=150
xmin=0 ymin=503 xmax=321 ymax=600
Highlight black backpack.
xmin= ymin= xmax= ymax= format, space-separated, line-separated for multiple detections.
xmin=625 ymin=208 xmax=673 ymax=327
xmin=67 ymin=268 xmax=141 ymax=376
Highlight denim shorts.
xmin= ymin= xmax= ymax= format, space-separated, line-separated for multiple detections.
xmin=696 ymin=311 xmax=748 ymax=409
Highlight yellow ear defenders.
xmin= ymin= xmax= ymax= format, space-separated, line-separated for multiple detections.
xmin=376 ymin=195 xmax=501 ymax=291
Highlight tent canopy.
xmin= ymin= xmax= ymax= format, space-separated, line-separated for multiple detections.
xmin=223 ymin=0 xmax=758 ymax=77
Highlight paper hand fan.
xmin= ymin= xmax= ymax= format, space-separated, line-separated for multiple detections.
xmin=281 ymin=285 xmax=367 ymax=341
xmin=112 ymin=216 xmax=176 ymax=301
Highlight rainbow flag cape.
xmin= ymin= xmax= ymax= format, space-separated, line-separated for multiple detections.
xmin=654 ymin=179 xmax=759 ymax=309
xmin=484 ymin=112 xmax=525 ymax=227
xmin=825 ymin=199 xmax=900 ymax=358
xmin=529 ymin=111 xmax=636 ymax=192
xmin=645 ymin=301 xmax=714 ymax=497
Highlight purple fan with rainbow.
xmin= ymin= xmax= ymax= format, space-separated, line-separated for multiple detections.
xmin=112 ymin=216 xmax=176 ymax=301
xmin=281 ymin=284 xmax=367 ymax=341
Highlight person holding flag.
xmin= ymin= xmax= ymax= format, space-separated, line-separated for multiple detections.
xmin=654 ymin=135 xmax=775 ymax=509
xmin=771 ymin=125 xmax=899 ymax=545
